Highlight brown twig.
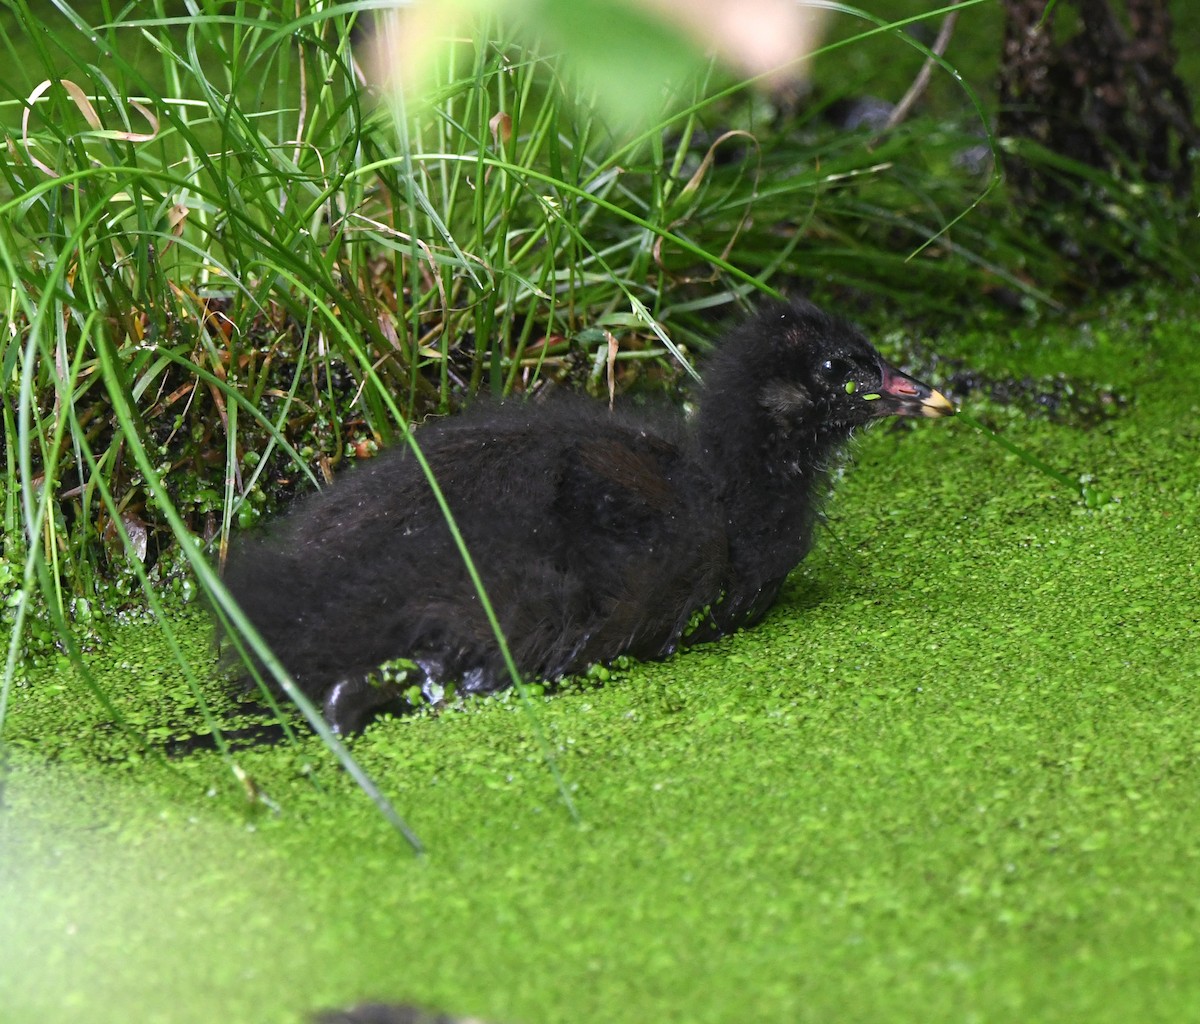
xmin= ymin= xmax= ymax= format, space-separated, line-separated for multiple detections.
xmin=873 ymin=2 xmax=962 ymax=140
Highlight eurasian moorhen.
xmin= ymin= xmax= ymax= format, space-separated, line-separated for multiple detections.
xmin=223 ymin=299 xmax=954 ymax=732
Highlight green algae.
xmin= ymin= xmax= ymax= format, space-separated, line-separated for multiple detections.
xmin=3 ymin=287 xmax=1200 ymax=1024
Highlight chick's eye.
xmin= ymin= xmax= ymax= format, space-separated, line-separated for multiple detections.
xmin=820 ymin=357 xmax=854 ymax=381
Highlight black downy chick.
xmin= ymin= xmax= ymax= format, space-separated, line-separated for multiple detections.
xmin=223 ymin=300 xmax=954 ymax=732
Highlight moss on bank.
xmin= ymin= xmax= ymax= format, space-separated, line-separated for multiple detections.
xmin=2 ymin=288 xmax=1199 ymax=1024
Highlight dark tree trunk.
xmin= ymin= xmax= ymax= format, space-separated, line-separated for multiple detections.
xmin=998 ymin=0 xmax=1198 ymax=202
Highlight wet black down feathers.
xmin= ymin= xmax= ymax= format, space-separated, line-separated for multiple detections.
xmin=223 ymin=299 xmax=954 ymax=732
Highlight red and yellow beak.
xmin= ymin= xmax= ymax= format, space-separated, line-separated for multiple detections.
xmin=867 ymin=364 xmax=956 ymax=418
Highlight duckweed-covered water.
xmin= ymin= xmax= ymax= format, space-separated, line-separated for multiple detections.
xmin=3 ymin=289 xmax=1199 ymax=1024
